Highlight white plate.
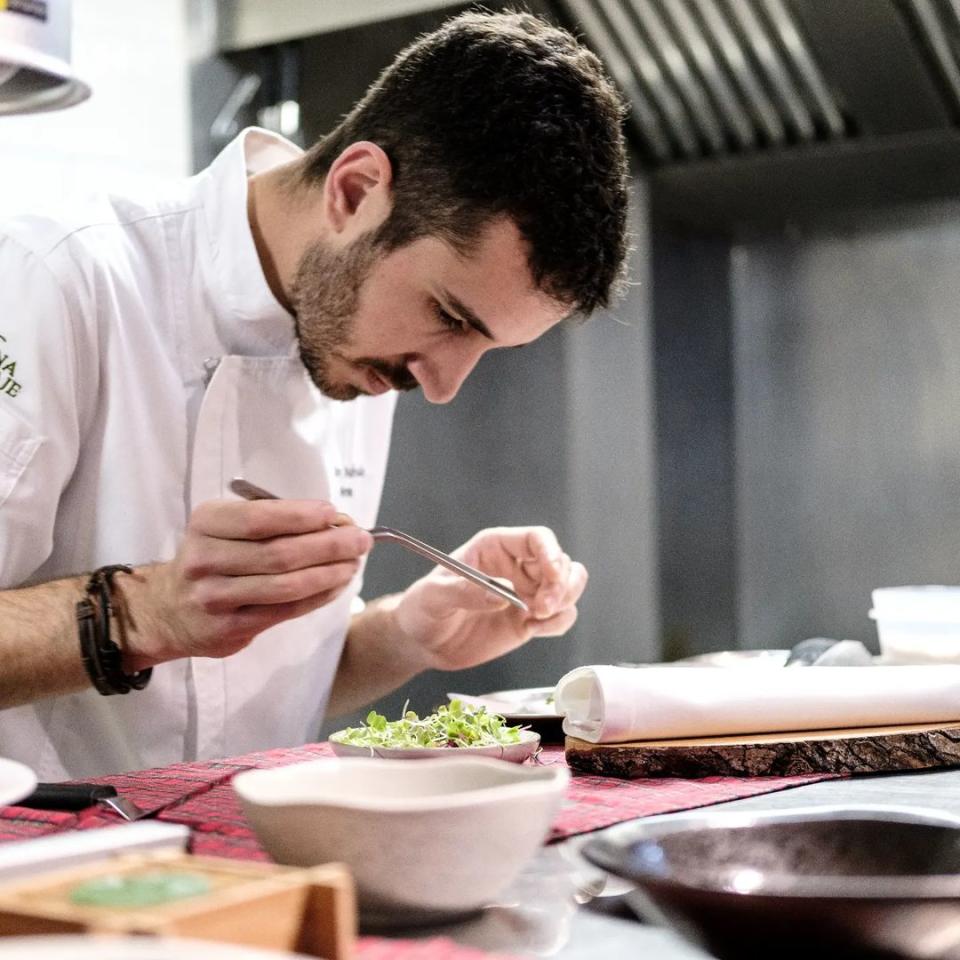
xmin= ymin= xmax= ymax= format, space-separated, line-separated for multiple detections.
xmin=615 ymin=650 xmax=792 ymax=669
xmin=0 ymin=757 xmax=36 ymax=807
xmin=665 ymin=649 xmax=791 ymax=668
xmin=328 ymin=728 xmax=541 ymax=763
xmin=447 ymin=686 xmax=558 ymax=719
xmin=0 ymin=935 xmax=314 ymax=959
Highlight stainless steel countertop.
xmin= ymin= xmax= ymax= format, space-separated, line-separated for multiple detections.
xmin=377 ymin=767 xmax=960 ymax=958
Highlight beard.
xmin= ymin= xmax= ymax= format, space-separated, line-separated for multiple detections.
xmin=289 ymin=232 xmax=419 ymax=401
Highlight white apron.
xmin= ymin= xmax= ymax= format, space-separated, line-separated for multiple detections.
xmin=187 ymin=355 xmax=395 ymax=760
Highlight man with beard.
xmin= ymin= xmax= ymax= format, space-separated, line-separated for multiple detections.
xmin=0 ymin=11 xmax=628 ymax=778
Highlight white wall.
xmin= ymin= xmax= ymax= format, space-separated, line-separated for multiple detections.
xmin=0 ymin=0 xmax=192 ymax=215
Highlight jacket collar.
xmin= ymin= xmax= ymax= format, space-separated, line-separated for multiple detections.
xmin=194 ymin=127 xmax=302 ymax=359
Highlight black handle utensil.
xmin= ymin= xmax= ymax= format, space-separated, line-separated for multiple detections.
xmin=19 ymin=782 xmax=148 ymax=820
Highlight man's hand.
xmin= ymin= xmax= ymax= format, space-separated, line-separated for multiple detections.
xmin=390 ymin=526 xmax=587 ymax=672
xmin=125 ymin=498 xmax=372 ymax=669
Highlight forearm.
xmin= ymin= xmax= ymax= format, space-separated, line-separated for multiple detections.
xmin=1 ymin=497 xmax=374 ymax=712
xmin=326 ymin=594 xmax=430 ymax=718
xmin=0 ymin=576 xmax=92 ymax=708
xmin=0 ymin=565 xmax=172 ymax=709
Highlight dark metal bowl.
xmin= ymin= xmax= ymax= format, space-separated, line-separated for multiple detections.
xmin=583 ymin=806 xmax=960 ymax=960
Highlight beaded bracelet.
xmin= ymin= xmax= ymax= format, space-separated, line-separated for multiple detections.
xmin=76 ymin=564 xmax=152 ymax=696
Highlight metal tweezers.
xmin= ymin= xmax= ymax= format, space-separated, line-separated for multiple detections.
xmin=229 ymin=478 xmax=528 ymax=612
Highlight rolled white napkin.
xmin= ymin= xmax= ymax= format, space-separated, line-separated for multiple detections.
xmin=555 ymin=664 xmax=960 ymax=743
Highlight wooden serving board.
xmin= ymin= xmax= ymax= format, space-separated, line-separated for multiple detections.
xmin=0 ymin=851 xmax=355 ymax=960
xmin=565 ymin=720 xmax=960 ymax=778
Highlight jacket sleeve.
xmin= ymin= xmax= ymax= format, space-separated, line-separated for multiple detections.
xmin=0 ymin=232 xmax=92 ymax=588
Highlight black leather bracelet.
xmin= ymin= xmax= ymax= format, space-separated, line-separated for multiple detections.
xmin=76 ymin=564 xmax=152 ymax=696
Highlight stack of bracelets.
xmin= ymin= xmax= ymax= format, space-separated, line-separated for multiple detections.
xmin=76 ymin=564 xmax=152 ymax=695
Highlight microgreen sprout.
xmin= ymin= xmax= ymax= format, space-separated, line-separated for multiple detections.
xmin=333 ymin=699 xmax=526 ymax=749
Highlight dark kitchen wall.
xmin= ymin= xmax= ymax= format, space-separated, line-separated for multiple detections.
xmin=650 ymin=224 xmax=739 ymax=660
xmin=652 ymin=197 xmax=960 ymax=659
xmin=567 ymin=0 xmax=960 ymax=659
xmin=731 ymin=202 xmax=960 ymax=651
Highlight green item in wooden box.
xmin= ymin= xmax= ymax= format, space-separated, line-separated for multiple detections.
xmin=70 ymin=870 xmax=211 ymax=908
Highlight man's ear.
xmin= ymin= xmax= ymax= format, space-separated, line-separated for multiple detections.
xmin=323 ymin=141 xmax=393 ymax=239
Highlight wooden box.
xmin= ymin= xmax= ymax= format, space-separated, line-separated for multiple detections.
xmin=0 ymin=851 xmax=355 ymax=960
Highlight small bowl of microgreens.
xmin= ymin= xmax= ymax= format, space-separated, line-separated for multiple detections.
xmin=328 ymin=699 xmax=540 ymax=763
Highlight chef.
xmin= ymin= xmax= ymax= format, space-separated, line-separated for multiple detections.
xmin=0 ymin=11 xmax=629 ymax=778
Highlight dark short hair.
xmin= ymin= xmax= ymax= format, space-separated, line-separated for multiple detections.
xmin=301 ymin=10 xmax=629 ymax=315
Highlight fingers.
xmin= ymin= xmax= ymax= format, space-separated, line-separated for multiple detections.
xmin=531 ymin=558 xmax=586 ymax=619
xmin=200 ymin=588 xmax=353 ymax=658
xmin=526 ymin=603 xmax=579 ymax=638
xmin=184 ymin=561 xmax=363 ymax=613
xmin=517 ymin=550 xmax=572 ymax=617
xmin=182 ymin=501 xmax=372 ymax=610
xmin=180 ymin=525 xmax=373 ymax=579
xmin=470 ymin=526 xmax=565 ymax=578
xmin=525 ymin=560 xmax=587 ymax=621
xmin=138 ymin=498 xmax=372 ymax=666
xmin=462 ymin=526 xmax=585 ymax=621
xmin=191 ymin=498 xmax=341 ymax=541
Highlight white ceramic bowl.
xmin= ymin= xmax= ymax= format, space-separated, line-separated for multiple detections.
xmin=233 ymin=756 xmax=568 ymax=924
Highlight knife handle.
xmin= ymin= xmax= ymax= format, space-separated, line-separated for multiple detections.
xmin=18 ymin=783 xmax=118 ymax=811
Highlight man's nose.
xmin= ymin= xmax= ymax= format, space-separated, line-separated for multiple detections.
xmin=408 ymin=342 xmax=487 ymax=404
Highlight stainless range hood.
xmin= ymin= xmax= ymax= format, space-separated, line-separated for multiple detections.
xmin=216 ymin=0 xmax=466 ymax=51
xmin=202 ymin=0 xmax=960 ymax=220
xmin=214 ymin=0 xmax=960 ymax=171
xmin=560 ymin=0 xmax=960 ymax=167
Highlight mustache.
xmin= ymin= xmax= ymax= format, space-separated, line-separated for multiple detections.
xmin=364 ymin=359 xmax=420 ymax=393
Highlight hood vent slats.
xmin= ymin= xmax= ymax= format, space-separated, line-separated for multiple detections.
xmin=560 ymin=0 xmax=960 ymax=167
xmin=689 ymin=0 xmax=787 ymax=146
xmin=567 ymin=0 xmax=675 ymax=160
xmin=724 ymin=0 xmax=817 ymax=141
xmin=903 ymin=0 xmax=960 ymax=120
xmin=630 ymin=0 xmax=731 ymax=154
xmin=659 ymin=0 xmax=759 ymax=150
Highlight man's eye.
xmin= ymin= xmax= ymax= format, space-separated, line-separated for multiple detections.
xmin=435 ymin=304 xmax=465 ymax=333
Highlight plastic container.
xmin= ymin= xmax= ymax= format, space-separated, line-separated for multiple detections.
xmin=870 ymin=586 xmax=960 ymax=663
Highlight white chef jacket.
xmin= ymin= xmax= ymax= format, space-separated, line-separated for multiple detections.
xmin=0 ymin=128 xmax=397 ymax=780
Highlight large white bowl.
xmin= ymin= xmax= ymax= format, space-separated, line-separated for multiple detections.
xmin=233 ymin=756 xmax=568 ymax=924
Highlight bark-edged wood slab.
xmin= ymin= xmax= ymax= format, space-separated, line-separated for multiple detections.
xmin=565 ymin=721 xmax=960 ymax=778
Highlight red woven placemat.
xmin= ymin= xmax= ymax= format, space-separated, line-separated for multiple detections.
xmin=0 ymin=806 xmax=77 ymax=842
xmin=0 ymin=756 xmax=254 ymax=841
xmin=535 ymin=747 xmax=839 ymax=838
xmin=1 ymin=743 xmax=838 ymax=846
xmin=159 ymin=746 xmax=836 ymax=850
